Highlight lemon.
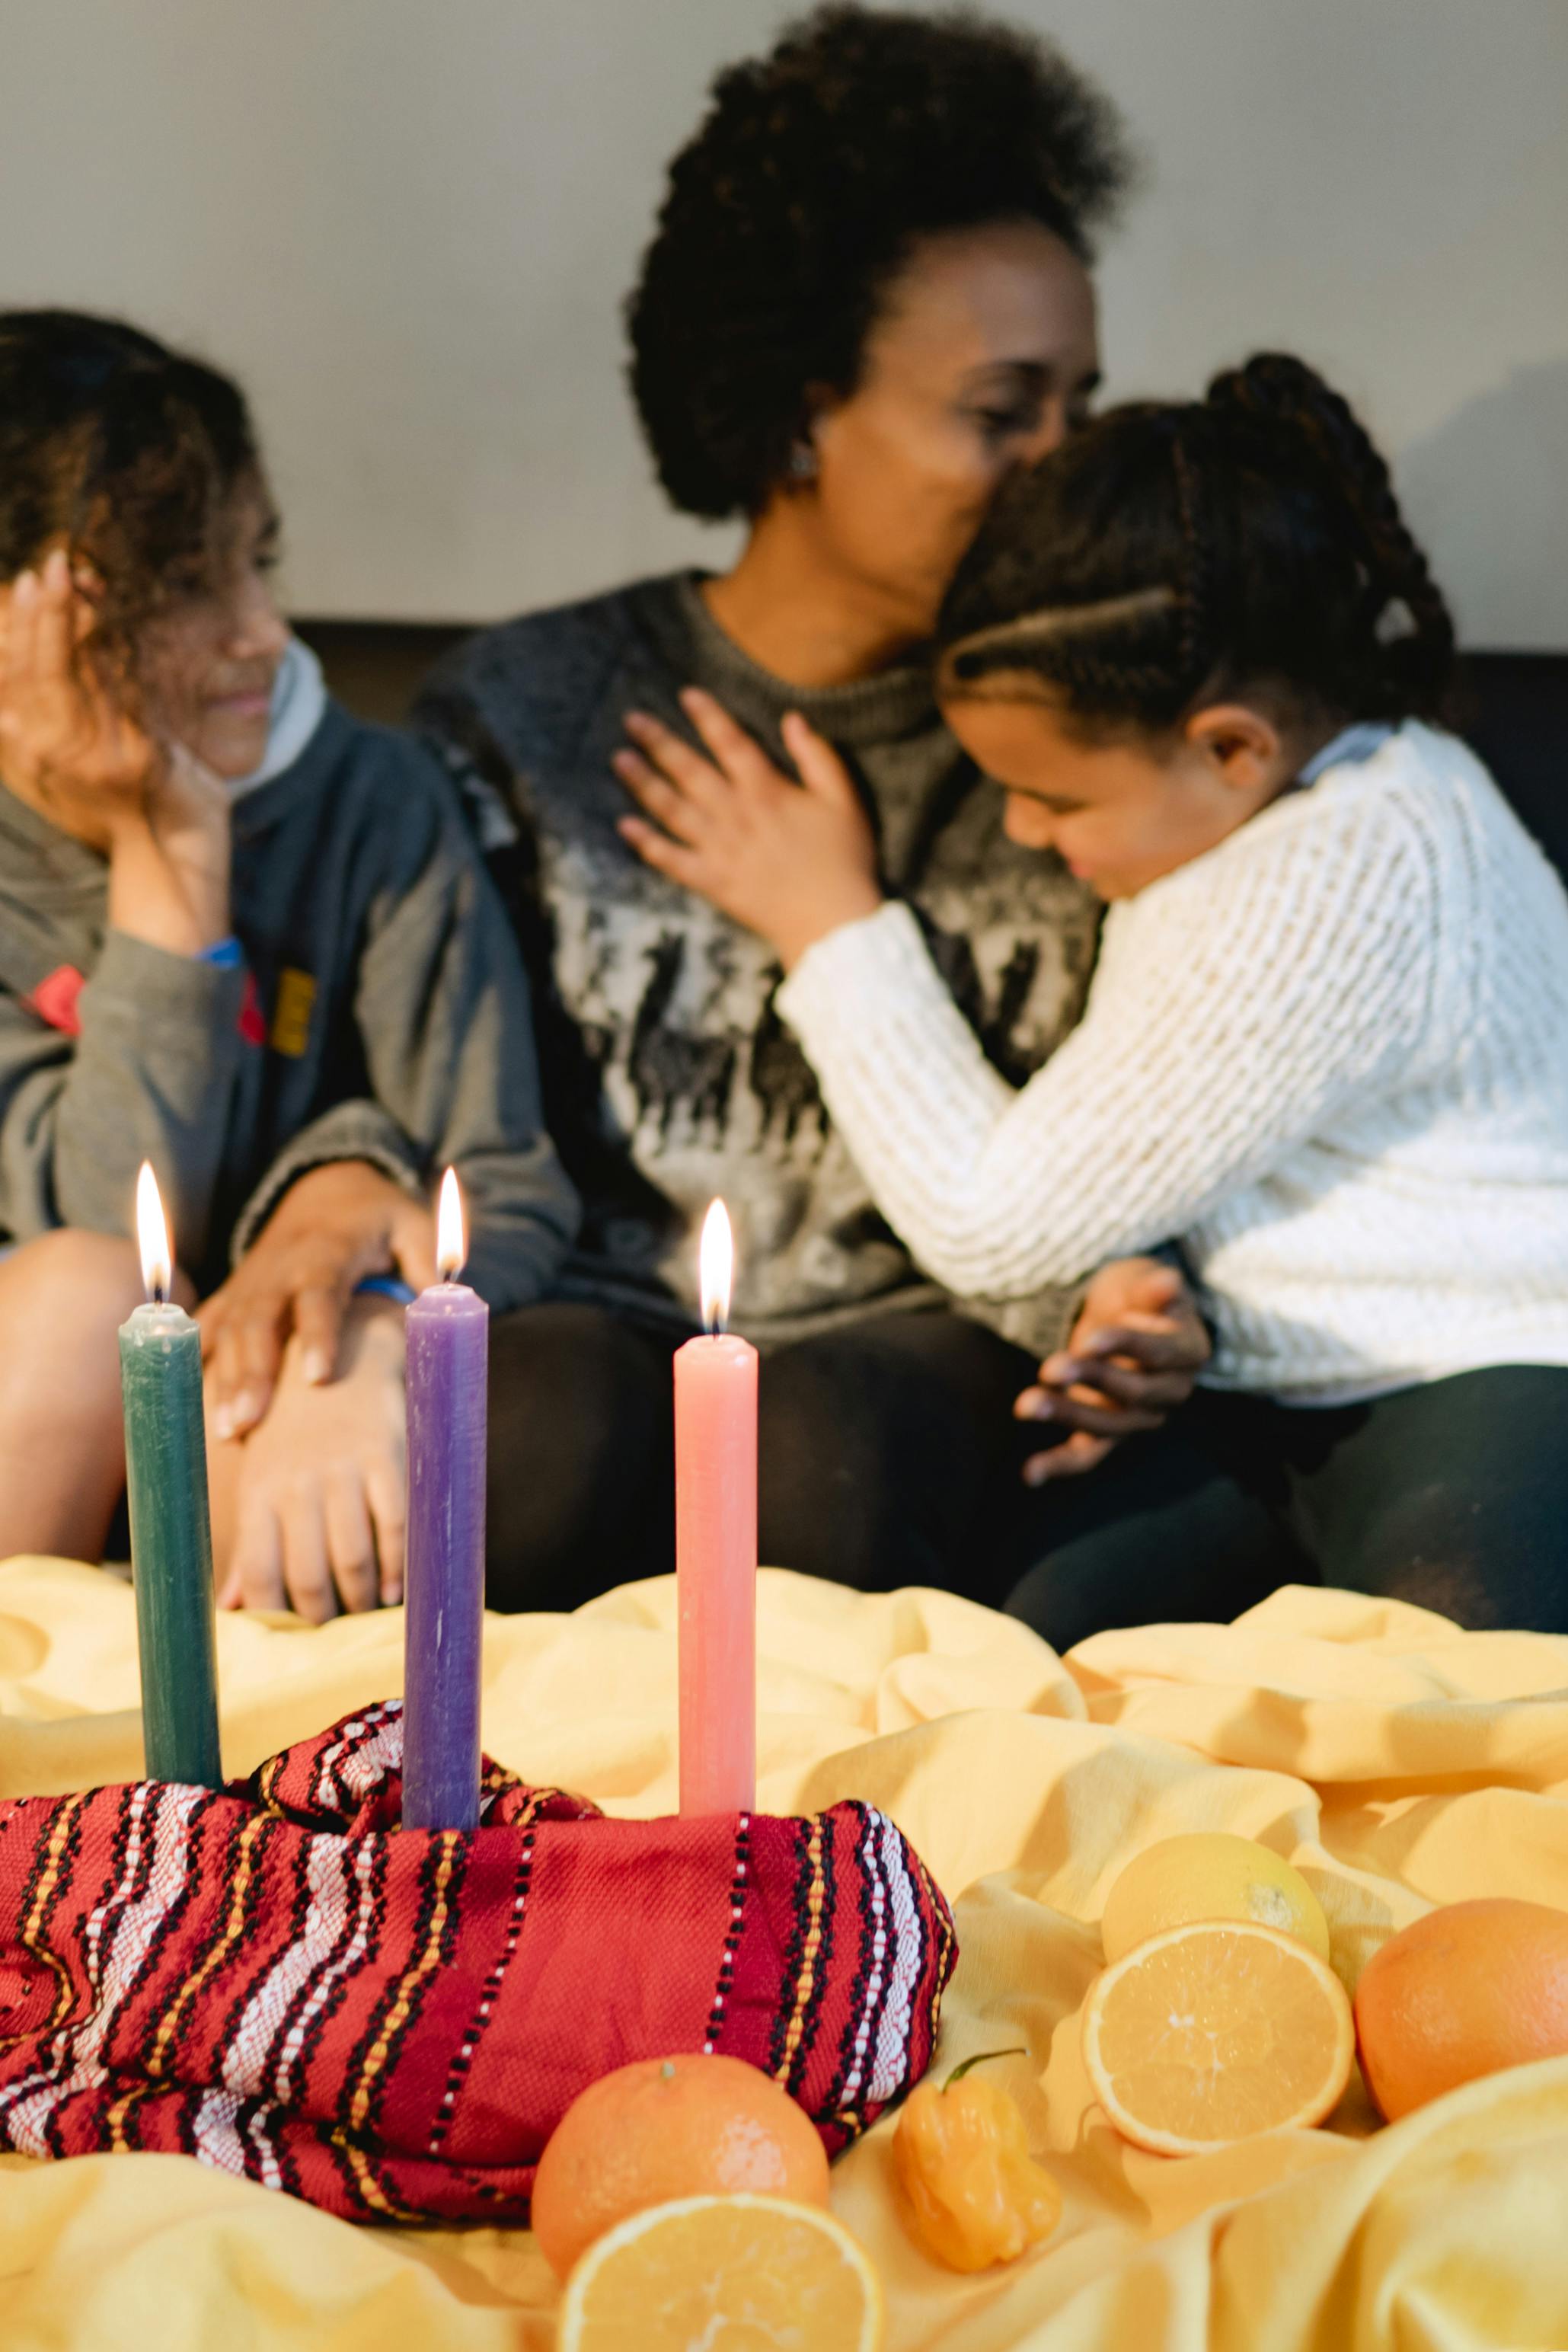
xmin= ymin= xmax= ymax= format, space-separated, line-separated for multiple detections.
xmin=1100 ymin=1832 xmax=1331 ymax=1966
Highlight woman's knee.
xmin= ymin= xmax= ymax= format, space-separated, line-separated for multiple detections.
xmin=490 ymin=1304 xmax=669 ymax=1467
xmin=485 ymin=1304 xmax=675 ymax=1607
xmin=758 ymin=1336 xmax=866 ymax=1459
xmin=757 ymin=1333 xmax=956 ymax=1588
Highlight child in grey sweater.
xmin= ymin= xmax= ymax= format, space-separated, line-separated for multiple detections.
xmin=0 ymin=312 xmax=574 ymax=1615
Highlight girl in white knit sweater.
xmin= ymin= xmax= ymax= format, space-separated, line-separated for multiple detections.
xmin=617 ymin=354 xmax=1568 ymax=1637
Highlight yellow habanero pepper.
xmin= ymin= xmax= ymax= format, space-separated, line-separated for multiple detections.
xmin=892 ymin=2047 xmax=1062 ymax=2273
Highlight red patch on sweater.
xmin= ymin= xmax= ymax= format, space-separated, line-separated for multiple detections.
xmin=26 ymin=964 xmax=85 ymax=1036
xmin=25 ymin=963 xmax=265 ymax=1046
xmin=238 ymin=973 xmax=267 ymax=1047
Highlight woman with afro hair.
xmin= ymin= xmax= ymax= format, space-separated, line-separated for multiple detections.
xmin=419 ymin=5 xmax=1212 ymax=1609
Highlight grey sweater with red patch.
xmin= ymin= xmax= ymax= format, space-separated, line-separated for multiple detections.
xmin=0 ymin=700 xmax=576 ymax=1305
xmin=417 ymin=571 xmax=1102 ymax=1353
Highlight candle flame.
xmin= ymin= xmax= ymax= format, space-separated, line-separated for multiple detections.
xmin=700 ymin=1198 xmax=733 ymax=1334
xmin=136 ymin=1162 xmax=172 ymax=1303
xmin=436 ymin=1166 xmax=467 ymax=1282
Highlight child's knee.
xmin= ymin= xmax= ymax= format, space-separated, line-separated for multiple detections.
xmin=0 ymin=1229 xmax=145 ymax=1369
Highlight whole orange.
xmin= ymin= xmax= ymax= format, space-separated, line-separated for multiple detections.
xmin=1354 ymin=1897 xmax=1568 ymax=2122
xmin=530 ymin=2053 xmax=830 ymax=2280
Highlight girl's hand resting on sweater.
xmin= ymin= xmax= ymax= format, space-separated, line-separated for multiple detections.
xmin=615 ymin=688 xmax=883 ymax=967
xmin=1015 ymin=1258 xmax=1210 ymax=1482
xmin=209 ymin=1293 xmax=407 ymax=1620
xmin=199 ymin=1159 xmax=436 ymax=1439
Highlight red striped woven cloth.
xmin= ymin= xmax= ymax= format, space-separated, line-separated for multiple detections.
xmin=0 ymin=1701 xmax=956 ymax=2224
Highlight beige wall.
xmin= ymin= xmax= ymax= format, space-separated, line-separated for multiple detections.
xmin=3 ymin=0 xmax=1566 ymax=644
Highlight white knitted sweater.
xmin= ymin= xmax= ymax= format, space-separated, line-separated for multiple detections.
xmin=777 ymin=724 xmax=1568 ymax=1401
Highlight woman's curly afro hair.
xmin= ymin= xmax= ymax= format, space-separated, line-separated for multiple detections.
xmin=627 ymin=4 xmax=1131 ymax=522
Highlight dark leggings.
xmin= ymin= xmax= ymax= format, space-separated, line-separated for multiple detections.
xmin=1005 ymin=1366 xmax=1568 ymax=1647
xmin=484 ymin=1300 xmax=1041 ymax=1612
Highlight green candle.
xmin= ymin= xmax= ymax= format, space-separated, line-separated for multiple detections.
xmin=117 ymin=1165 xmax=222 ymax=1788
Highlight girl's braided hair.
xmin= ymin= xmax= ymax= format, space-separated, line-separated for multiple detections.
xmin=0 ymin=309 xmax=263 ymax=711
xmin=937 ymin=352 xmax=1456 ymax=733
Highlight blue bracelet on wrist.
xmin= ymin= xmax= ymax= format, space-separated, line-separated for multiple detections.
xmin=355 ymin=1275 xmax=417 ymax=1306
xmin=196 ymin=934 xmax=244 ymax=968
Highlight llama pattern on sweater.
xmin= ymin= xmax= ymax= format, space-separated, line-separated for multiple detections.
xmin=625 ymin=931 xmax=740 ymax=1149
xmin=417 ymin=573 xmax=1100 ymax=1346
xmin=536 ymin=815 xmax=1085 ymax=1319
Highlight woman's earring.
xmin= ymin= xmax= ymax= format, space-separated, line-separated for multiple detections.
xmin=790 ymin=441 xmax=818 ymax=482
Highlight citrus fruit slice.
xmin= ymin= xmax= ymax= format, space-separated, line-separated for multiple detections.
xmin=1354 ymin=1897 xmax=1568 ymax=2120
xmin=555 ymin=2194 xmax=885 ymax=2352
xmin=532 ymin=2052 xmax=829 ymax=2280
xmin=1082 ymin=1919 xmax=1354 ymax=2155
xmin=1101 ymin=1833 xmax=1331 ymax=1966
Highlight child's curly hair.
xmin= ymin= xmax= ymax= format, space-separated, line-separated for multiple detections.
xmin=937 ymin=353 xmax=1457 ymax=733
xmin=627 ymin=4 xmax=1131 ymax=521
xmin=0 ymin=309 xmax=264 ymax=711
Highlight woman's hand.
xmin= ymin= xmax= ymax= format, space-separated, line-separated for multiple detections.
xmin=212 ymin=1293 xmax=408 ymax=1621
xmin=615 ymin=686 xmax=883 ymax=967
xmin=1014 ymin=1258 xmax=1210 ymax=1483
xmin=199 ymin=1158 xmax=437 ymax=1439
xmin=0 ymin=547 xmax=231 ymax=951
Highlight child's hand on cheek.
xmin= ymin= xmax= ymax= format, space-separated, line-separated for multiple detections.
xmin=1 ymin=548 xmax=232 ymax=954
xmin=615 ymin=689 xmax=883 ymax=968
xmin=0 ymin=548 xmax=162 ymax=849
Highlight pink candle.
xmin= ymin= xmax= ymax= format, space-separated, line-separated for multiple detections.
xmin=675 ymin=1200 xmax=758 ymax=1817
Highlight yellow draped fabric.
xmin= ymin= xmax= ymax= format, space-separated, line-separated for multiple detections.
xmin=3 ymin=1558 xmax=1568 ymax=2350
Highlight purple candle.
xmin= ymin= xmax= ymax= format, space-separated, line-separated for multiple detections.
xmin=401 ymin=1168 xmax=487 ymax=1832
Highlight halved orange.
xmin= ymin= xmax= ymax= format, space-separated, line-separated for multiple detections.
xmin=1082 ymin=1919 xmax=1354 ymax=2156
xmin=556 ymin=2194 xmax=885 ymax=2351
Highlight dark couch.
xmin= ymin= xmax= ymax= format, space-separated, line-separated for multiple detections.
xmin=1460 ymin=656 xmax=1568 ymax=879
